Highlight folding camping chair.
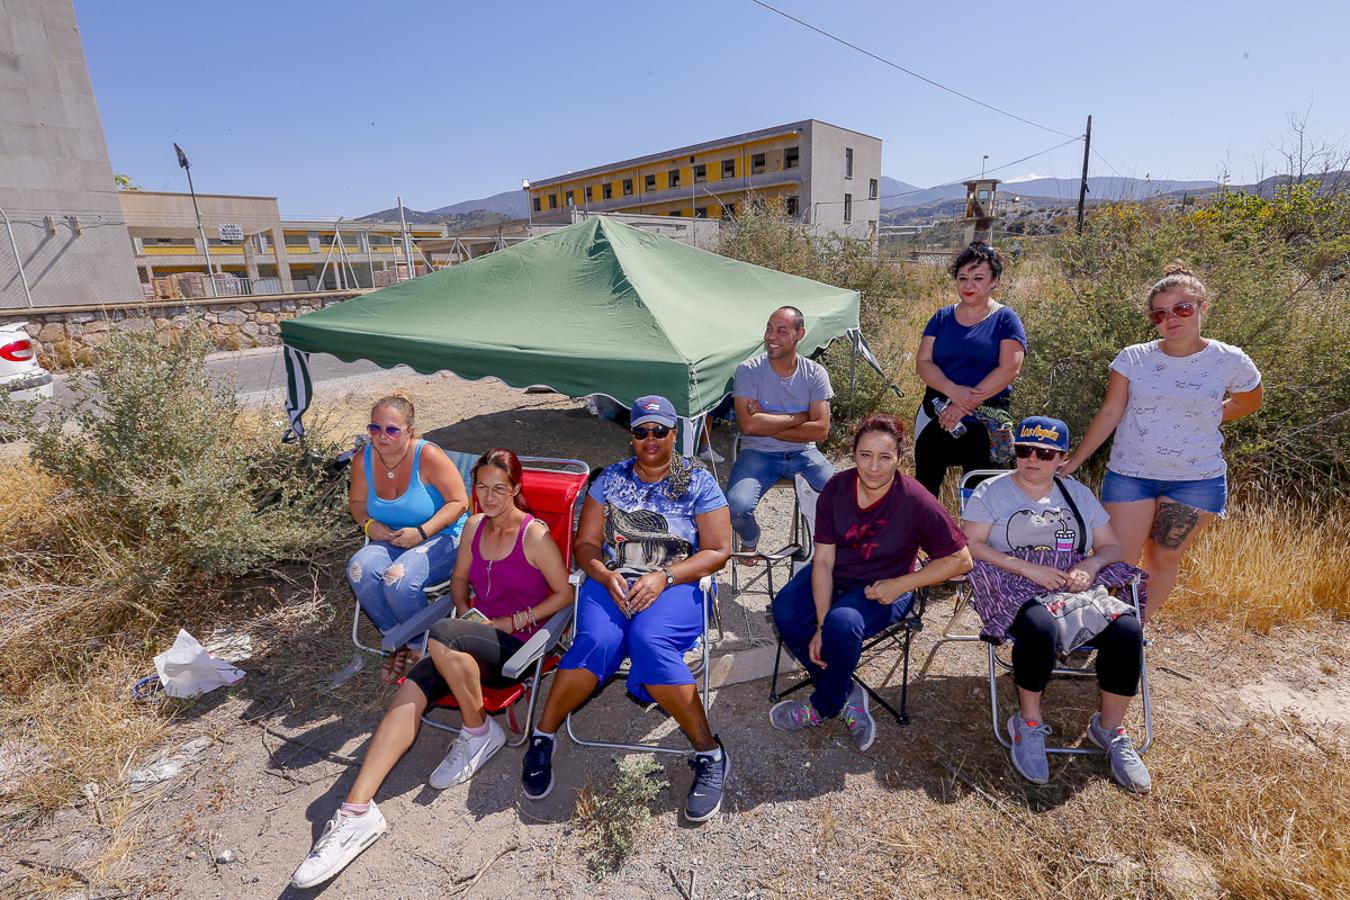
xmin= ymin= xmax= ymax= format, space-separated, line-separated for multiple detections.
xmin=949 ymin=470 xmax=1154 ymax=756
xmin=563 ymin=575 xmax=719 ymax=756
xmin=380 ymin=458 xmax=590 ymax=747
xmin=349 ymin=447 xmax=483 ymax=655
xmin=727 ymin=434 xmax=815 ymax=601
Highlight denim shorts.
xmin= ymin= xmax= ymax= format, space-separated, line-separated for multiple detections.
xmin=1101 ymin=470 xmax=1227 ymax=515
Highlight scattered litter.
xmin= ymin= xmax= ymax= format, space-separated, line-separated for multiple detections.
xmin=203 ymin=630 xmax=254 ymax=664
xmin=131 ymin=674 xmax=162 ymax=701
xmin=154 ymin=629 xmax=245 ymax=698
xmin=325 ymin=654 xmax=366 ymax=690
xmin=126 ymin=737 xmax=214 ymax=791
xmin=215 ymin=849 xmax=237 ymax=865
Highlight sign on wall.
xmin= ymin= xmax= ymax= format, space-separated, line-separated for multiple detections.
xmin=218 ymin=223 xmax=244 ymax=242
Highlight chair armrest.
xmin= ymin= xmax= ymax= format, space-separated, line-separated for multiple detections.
xmin=501 ymin=605 xmax=575 ymax=680
xmin=380 ymin=595 xmax=455 ymax=653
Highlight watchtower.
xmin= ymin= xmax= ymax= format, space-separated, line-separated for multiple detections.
xmin=961 ymin=178 xmax=1001 ymax=244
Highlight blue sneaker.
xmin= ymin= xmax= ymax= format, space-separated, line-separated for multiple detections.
xmin=521 ymin=733 xmax=555 ymax=800
xmin=684 ymin=737 xmax=729 ymax=823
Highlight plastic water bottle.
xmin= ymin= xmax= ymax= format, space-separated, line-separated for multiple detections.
xmin=933 ymin=397 xmax=967 ymax=437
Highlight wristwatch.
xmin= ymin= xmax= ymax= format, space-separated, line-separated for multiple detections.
xmin=662 ymin=567 xmax=675 ymax=587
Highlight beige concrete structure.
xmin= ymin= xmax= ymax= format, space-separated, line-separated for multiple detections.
xmin=0 ymin=0 xmax=143 ymax=308
xmin=527 ymin=119 xmax=883 ymax=239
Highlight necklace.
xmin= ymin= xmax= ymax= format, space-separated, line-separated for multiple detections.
xmin=375 ymin=442 xmax=411 ymax=480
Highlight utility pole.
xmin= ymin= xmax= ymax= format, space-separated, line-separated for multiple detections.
xmin=1075 ymin=115 xmax=1092 ymax=233
xmin=174 ymin=143 xmax=218 ymax=297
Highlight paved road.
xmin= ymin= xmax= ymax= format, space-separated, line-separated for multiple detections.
xmin=49 ymin=347 xmax=394 ymax=409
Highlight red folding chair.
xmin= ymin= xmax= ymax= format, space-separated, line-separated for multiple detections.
xmin=411 ymin=458 xmax=588 ymax=746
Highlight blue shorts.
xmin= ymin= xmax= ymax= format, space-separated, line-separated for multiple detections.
xmin=1101 ymin=471 xmax=1227 ymax=515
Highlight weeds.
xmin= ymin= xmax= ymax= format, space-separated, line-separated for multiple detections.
xmin=573 ymin=755 xmax=669 ymax=876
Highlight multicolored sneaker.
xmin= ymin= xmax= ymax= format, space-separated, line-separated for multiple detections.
xmin=1088 ymin=713 xmax=1152 ymax=793
xmin=769 ymin=697 xmax=822 ymax=731
xmin=840 ymin=681 xmax=876 ymax=752
xmin=1007 ymin=713 xmax=1051 ymax=784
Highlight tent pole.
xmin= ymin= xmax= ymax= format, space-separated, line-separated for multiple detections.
xmin=850 ymin=340 xmax=857 ymax=401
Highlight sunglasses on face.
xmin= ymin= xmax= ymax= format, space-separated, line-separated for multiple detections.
xmin=631 ymin=425 xmax=673 ymax=440
xmin=367 ymin=423 xmax=404 ymax=438
xmin=1147 ymin=301 xmax=1197 ymax=325
xmin=1015 ymin=445 xmax=1062 ymax=461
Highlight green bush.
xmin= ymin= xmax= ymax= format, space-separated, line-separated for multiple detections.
xmin=574 ymin=755 xmax=669 ymax=876
xmin=0 ymin=327 xmax=347 ymax=603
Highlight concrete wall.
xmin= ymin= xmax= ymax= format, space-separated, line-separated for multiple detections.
xmin=0 ymin=291 xmax=360 ymax=368
xmin=806 ymin=123 xmax=883 ymax=240
xmin=0 ymin=0 xmax=143 ymax=309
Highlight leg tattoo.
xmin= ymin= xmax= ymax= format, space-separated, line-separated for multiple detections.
xmin=1150 ymin=502 xmax=1201 ymax=550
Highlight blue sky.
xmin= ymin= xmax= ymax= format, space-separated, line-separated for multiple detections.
xmin=75 ymin=0 xmax=1348 ymax=217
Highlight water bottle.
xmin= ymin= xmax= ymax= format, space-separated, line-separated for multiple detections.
xmin=932 ymin=397 xmax=967 ymax=437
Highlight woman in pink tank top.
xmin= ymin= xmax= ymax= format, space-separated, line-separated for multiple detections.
xmin=292 ymin=449 xmax=572 ymax=889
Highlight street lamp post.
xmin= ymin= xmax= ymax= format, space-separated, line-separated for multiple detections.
xmin=173 ymin=143 xmax=217 ymax=297
xmin=980 ymin=154 xmax=989 ymax=179
xmin=522 ymin=178 xmax=532 ymax=234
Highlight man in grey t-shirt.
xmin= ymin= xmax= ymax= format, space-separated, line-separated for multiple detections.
xmin=728 ymin=306 xmax=834 ymax=555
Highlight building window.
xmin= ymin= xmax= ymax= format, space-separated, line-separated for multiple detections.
xmin=869 ymin=178 xmax=878 ymax=200
xmin=532 ymin=197 xmax=541 ymax=212
xmin=786 ymin=196 xmax=799 ymax=217
xmin=668 ymin=168 xmax=681 ymax=189
xmin=721 ymin=158 xmax=735 ymax=178
xmin=845 ymin=148 xmax=854 ymax=179
xmin=669 ymin=209 xmax=682 ymax=217
xmin=645 ymin=174 xmax=656 ymax=192
xmin=785 ymin=146 xmax=799 ymax=169
xmin=584 ymin=186 xmax=593 ymax=203
xmin=693 ymin=164 xmax=707 ymax=183
xmin=565 ymin=190 xmax=574 ymax=207
xmin=603 ymin=182 xmax=613 ymax=200
xmin=694 ymin=206 xmax=708 ymax=218
xmin=623 ymin=178 xmax=633 ymax=197
xmin=843 ymin=193 xmax=853 ymax=223
xmin=549 ymin=194 xmax=557 ymax=209
xmin=722 ymin=203 xmax=736 ymax=218
xmin=751 ymin=152 xmax=766 ymax=174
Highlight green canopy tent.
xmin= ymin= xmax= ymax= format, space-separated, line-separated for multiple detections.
xmin=281 ymin=216 xmax=889 ymax=451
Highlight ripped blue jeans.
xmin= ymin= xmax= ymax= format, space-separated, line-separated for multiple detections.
xmin=348 ymin=533 xmax=459 ymax=647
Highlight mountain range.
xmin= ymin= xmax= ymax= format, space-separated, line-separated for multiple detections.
xmin=358 ymin=175 xmax=1234 ymax=226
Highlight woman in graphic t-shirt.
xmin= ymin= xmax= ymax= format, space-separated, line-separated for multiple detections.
xmin=1061 ymin=263 xmax=1263 ymax=620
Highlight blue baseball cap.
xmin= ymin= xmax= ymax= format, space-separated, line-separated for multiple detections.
xmin=630 ymin=395 xmax=677 ymax=428
xmin=1014 ymin=416 xmax=1070 ymax=452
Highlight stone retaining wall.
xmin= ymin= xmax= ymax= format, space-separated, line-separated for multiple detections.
xmin=0 ymin=292 xmax=361 ymax=368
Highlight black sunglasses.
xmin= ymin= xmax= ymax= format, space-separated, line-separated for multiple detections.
xmin=631 ymin=424 xmax=673 ymax=440
xmin=1015 ymin=445 xmax=1061 ymax=461
xmin=367 ymin=423 xmax=404 ymax=438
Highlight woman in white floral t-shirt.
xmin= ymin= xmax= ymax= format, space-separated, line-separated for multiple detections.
xmin=1061 ymin=263 xmax=1263 ymax=620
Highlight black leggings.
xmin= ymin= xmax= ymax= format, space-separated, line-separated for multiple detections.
xmin=404 ymin=618 xmax=527 ymax=703
xmin=914 ymin=419 xmax=995 ymax=497
xmin=1008 ymin=601 xmax=1142 ymax=697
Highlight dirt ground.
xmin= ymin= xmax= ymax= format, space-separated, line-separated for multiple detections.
xmin=7 ymin=367 xmax=1349 ymax=899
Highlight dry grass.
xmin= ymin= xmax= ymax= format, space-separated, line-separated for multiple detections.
xmin=1170 ymin=499 xmax=1350 ymax=632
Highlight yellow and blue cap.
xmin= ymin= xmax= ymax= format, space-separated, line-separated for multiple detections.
xmin=1014 ymin=416 xmax=1069 ymax=452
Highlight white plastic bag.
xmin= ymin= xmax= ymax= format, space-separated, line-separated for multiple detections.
xmin=154 ymin=629 xmax=245 ymax=698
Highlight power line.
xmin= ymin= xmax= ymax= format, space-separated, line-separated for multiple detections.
xmin=860 ymin=135 xmax=1085 ymax=204
xmin=748 ymin=0 xmax=1079 ymax=139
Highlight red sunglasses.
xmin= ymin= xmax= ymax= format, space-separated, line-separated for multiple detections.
xmin=1147 ymin=301 xmax=1197 ymax=325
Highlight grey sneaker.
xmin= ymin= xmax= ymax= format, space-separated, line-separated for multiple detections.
xmin=769 ymin=697 xmax=822 ymax=731
xmin=1007 ymin=713 xmax=1052 ymax=784
xmin=840 ymin=681 xmax=876 ymax=752
xmin=1089 ymin=713 xmax=1152 ymax=793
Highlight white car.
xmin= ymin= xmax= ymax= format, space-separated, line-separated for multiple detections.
xmin=0 ymin=322 xmax=54 ymax=401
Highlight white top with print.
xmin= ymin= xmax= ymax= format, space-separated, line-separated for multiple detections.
xmin=1107 ymin=340 xmax=1261 ymax=481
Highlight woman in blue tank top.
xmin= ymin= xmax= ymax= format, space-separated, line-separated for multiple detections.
xmin=348 ymin=392 xmax=469 ymax=681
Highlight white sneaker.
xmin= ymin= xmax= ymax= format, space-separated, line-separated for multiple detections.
xmin=290 ymin=802 xmax=388 ymax=889
xmin=428 ymin=717 xmax=506 ymax=789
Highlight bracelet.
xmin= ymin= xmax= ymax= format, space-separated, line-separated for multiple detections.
xmin=362 ymin=518 xmax=374 ymax=537
xmin=526 ymin=606 xmax=537 ymax=628
xmin=513 ymin=610 xmax=526 ymax=631
xmin=416 ymin=524 xmax=428 ymax=541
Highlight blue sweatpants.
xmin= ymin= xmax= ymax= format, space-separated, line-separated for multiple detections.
xmin=348 ymin=533 xmax=459 ymax=647
xmin=771 ymin=564 xmax=914 ymax=718
xmin=560 ymin=576 xmax=704 ymax=704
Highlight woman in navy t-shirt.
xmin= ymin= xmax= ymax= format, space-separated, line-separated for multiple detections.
xmin=768 ymin=415 xmax=972 ymax=751
xmin=914 ymin=243 xmax=1027 ymax=497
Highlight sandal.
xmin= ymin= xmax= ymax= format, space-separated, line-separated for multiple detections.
xmin=379 ymin=648 xmax=410 ymax=684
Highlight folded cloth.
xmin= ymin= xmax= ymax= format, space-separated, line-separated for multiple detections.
xmin=1036 ymin=585 xmax=1137 ymax=656
xmin=967 ymin=548 xmax=1146 ymax=645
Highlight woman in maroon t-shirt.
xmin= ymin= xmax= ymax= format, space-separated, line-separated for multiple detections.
xmin=768 ymin=414 xmax=972 ymax=751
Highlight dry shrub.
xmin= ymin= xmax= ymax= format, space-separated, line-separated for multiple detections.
xmin=573 ymin=755 xmax=668 ymax=877
xmin=1168 ymin=498 xmax=1350 ymax=632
